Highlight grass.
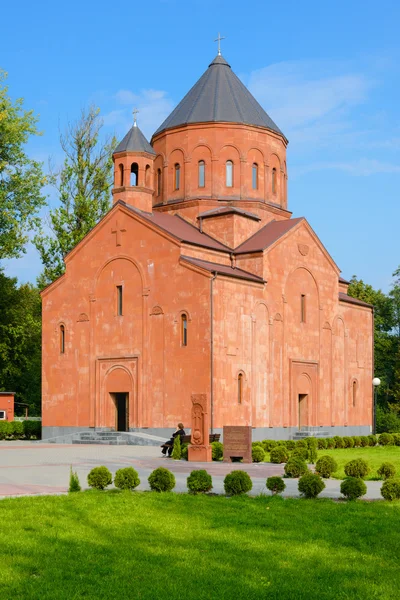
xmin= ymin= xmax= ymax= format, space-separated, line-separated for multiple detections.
xmin=0 ymin=492 xmax=400 ymax=599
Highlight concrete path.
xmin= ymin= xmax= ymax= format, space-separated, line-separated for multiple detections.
xmin=0 ymin=442 xmax=383 ymax=500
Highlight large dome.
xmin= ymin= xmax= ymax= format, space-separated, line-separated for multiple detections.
xmin=153 ymin=55 xmax=285 ymax=139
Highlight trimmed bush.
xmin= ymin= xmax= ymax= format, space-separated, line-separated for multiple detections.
xmin=352 ymin=436 xmax=361 ymax=447
xmin=171 ymin=435 xmax=181 ymax=460
xmin=181 ymin=443 xmax=189 ymax=460
xmin=69 ymin=467 xmax=81 ymax=492
xmin=317 ymin=438 xmax=328 ymax=450
xmin=315 ymin=455 xmax=338 ymax=478
xmin=379 ymin=433 xmax=394 ymax=446
xmin=368 ymin=434 xmax=377 ymax=447
xmin=187 ymin=469 xmax=213 ymax=494
xmin=298 ymin=472 xmax=325 ymax=498
xmin=286 ymin=440 xmax=296 ymax=450
xmin=262 ymin=440 xmax=277 ymax=452
xmin=340 ymin=477 xmax=367 ymax=500
xmin=381 ymin=478 xmax=400 ymax=501
xmin=0 ymin=422 xmax=11 ymax=440
xmin=276 ymin=440 xmax=287 ymax=447
xmin=266 ymin=476 xmax=286 ymax=495
xmin=270 ymin=446 xmax=289 ymax=464
xmin=23 ymin=420 xmax=41 ymax=439
xmin=360 ymin=436 xmax=370 ymax=447
xmin=252 ymin=441 xmax=263 ymax=448
xmin=284 ymin=456 xmax=308 ymax=478
xmin=377 ymin=462 xmax=396 ymax=480
xmin=333 ymin=436 xmax=344 ymax=449
xmin=148 ymin=467 xmax=176 ymax=492
xmin=307 ymin=439 xmax=318 ymax=464
xmin=10 ymin=421 xmax=24 ymax=438
xmin=211 ymin=441 xmax=223 ymax=461
xmin=87 ymin=466 xmax=112 ymax=490
xmin=291 ymin=447 xmax=308 ymax=461
xmin=344 ymin=459 xmax=369 ymax=479
xmin=252 ymin=445 xmax=265 ymax=463
xmin=393 ymin=433 xmax=400 ymax=447
xmin=296 ymin=439 xmax=307 ymax=448
xmin=224 ymin=470 xmax=252 ymax=496
xmin=343 ymin=436 xmax=354 ymax=448
xmin=114 ymin=467 xmax=140 ymax=491
xmin=325 ymin=438 xmax=335 ymax=449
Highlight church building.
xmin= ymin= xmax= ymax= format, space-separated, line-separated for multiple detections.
xmin=41 ymin=50 xmax=373 ymax=441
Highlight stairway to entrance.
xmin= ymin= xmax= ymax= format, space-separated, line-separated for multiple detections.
xmin=291 ymin=427 xmax=330 ymax=440
xmin=71 ymin=430 xmax=165 ymax=446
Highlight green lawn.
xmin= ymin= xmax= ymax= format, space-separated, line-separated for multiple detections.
xmin=315 ymin=447 xmax=400 ymax=480
xmin=1 ymin=492 xmax=400 ymax=599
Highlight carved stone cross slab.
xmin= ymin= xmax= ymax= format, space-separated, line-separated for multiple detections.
xmin=111 ymin=220 xmax=127 ymax=247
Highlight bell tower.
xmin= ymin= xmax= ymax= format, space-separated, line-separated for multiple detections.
xmin=112 ymin=110 xmax=155 ymax=213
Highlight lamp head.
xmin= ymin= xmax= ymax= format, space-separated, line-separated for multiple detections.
xmin=372 ymin=377 xmax=381 ymax=387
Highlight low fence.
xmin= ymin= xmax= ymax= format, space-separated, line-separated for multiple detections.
xmin=14 ymin=417 xmax=42 ymax=422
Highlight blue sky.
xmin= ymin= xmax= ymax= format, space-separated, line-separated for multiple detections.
xmin=1 ymin=0 xmax=399 ymax=291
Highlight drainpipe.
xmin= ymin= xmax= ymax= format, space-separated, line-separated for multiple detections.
xmin=210 ymin=273 xmax=217 ymax=433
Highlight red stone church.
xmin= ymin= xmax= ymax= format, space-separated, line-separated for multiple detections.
xmin=41 ymin=51 xmax=373 ymax=441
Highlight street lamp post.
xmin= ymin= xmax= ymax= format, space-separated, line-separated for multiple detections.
xmin=372 ymin=377 xmax=381 ymax=435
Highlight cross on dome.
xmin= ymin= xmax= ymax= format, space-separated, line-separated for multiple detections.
xmin=214 ymin=32 xmax=226 ymax=56
xmin=133 ymin=107 xmax=139 ymax=127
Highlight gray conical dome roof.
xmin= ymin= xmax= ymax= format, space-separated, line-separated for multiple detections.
xmin=114 ymin=125 xmax=155 ymax=154
xmin=153 ymin=55 xmax=285 ymax=138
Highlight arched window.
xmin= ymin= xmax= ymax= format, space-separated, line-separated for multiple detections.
xmin=181 ymin=313 xmax=188 ymax=346
xmin=272 ymin=167 xmax=277 ymax=194
xmin=157 ymin=169 xmax=162 ymax=196
xmin=118 ymin=164 xmax=124 ymax=187
xmin=252 ymin=163 xmax=258 ymax=190
xmin=352 ymin=380 xmax=358 ymax=407
xmin=175 ymin=163 xmax=181 ymax=191
xmin=60 ymin=325 xmax=65 ymax=354
xmin=238 ymin=373 xmax=243 ymax=404
xmin=198 ymin=160 xmax=205 ymax=187
xmin=145 ymin=164 xmax=150 ymax=187
xmin=130 ymin=163 xmax=139 ymax=186
xmin=226 ymin=160 xmax=233 ymax=187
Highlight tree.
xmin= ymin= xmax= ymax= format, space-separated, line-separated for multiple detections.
xmin=0 ymin=70 xmax=46 ymax=260
xmin=34 ymin=106 xmax=116 ymax=287
xmin=0 ymin=270 xmax=42 ymax=415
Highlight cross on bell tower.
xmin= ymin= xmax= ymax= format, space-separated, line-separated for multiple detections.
xmin=214 ymin=32 xmax=226 ymax=56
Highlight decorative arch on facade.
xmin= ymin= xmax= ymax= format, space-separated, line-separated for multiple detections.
xmin=168 ymin=148 xmax=185 ymax=196
xmin=94 ymin=255 xmax=147 ymax=292
xmin=190 ymin=144 xmax=213 ymax=196
xmin=284 ymin=266 xmax=321 ymax=305
xmin=173 ymin=309 xmax=193 ymax=323
xmin=57 ymin=321 xmax=66 ymax=354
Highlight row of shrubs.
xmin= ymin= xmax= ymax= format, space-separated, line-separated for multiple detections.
xmin=76 ymin=465 xmax=400 ymax=501
xmin=258 ymin=432 xmax=400 ymax=452
xmin=0 ymin=420 xmax=41 ymax=440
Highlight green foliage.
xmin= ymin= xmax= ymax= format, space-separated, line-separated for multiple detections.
xmin=377 ymin=406 xmax=400 ymax=434
xmin=23 ymin=420 xmax=41 ymax=439
xmin=0 ymin=421 xmax=11 ymax=439
xmin=114 ymin=467 xmax=140 ymax=491
xmin=266 ymin=476 xmax=286 ymax=494
xmin=379 ymin=433 xmax=394 ymax=446
xmin=360 ymin=436 xmax=370 ymax=447
xmin=291 ymin=447 xmax=309 ymax=461
xmin=181 ymin=443 xmax=189 ymax=460
xmin=368 ymin=434 xmax=377 ymax=447
xmin=223 ymin=470 xmax=252 ymax=496
xmin=317 ymin=438 xmax=328 ymax=449
xmin=344 ymin=459 xmax=370 ymax=479
xmin=0 ymin=70 xmax=46 ymax=260
xmin=34 ymin=106 xmax=116 ymax=287
xmin=296 ymin=439 xmax=307 ymax=448
xmin=380 ymin=478 xmax=400 ymax=501
xmin=343 ymin=436 xmax=355 ymax=448
xmin=252 ymin=441 xmax=263 ymax=447
xmin=377 ymin=462 xmax=396 ymax=480
xmin=171 ymin=435 xmax=181 ymax=460
xmin=10 ymin=421 xmax=23 ymax=437
xmin=340 ymin=477 xmax=367 ymax=500
xmin=0 ymin=272 xmax=42 ymax=415
xmin=262 ymin=440 xmax=277 ymax=452
xmin=211 ymin=441 xmax=223 ymax=460
xmin=187 ymin=470 xmax=213 ymax=494
xmin=69 ymin=467 xmax=81 ymax=493
xmin=148 ymin=467 xmax=176 ymax=492
xmin=252 ymin=445 xmax=265 ymax=463
xmin=270 ymin=446 xmax=289 ymax=464
xmin=286 ymin=440 xmax=296 ymax=450
xmin=325 ymin=438 xmax=335 ymax=449
xmin=352 ymin=436 xmax=361 ymax=447
xmin=393 ymin=434 xmax=400 ymax=446
xmin=315 ymin=455 xmax=338 ymax=478
xmin=333 ymin=436 xmax=344 ymax=449
xmin=87 ymin=466 xmax=112 ymax=490
xmin=307 ymin=438 xmax=318 ymax=464
xmin=284 ymin=456 xmax=308 ymax=478
xmin=298 ymin=472 xmax=325 ymax=498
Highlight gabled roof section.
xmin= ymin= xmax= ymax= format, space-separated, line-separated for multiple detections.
xmin=198 ymin=206 xmax=261 ymax=222
xmin=114 ymin=125 xmax=155 ymax=155
xmin=339 ymin=292 xmax=373 ymax=308
xmin=153 ymin=54 xmax=285 ymax=139
xmin=181 ymin=255 xmax=264 ymax=284
xmin=234 ymin=218 xmax=304 ymax=254
xmin=123 ymin=203 xmax=231 ymax=252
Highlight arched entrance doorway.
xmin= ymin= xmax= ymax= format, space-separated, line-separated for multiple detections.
xmin=101 ymin=364 xmax=135 ymax=431
xmin=297 ymin=373 xmax=311 ymax=430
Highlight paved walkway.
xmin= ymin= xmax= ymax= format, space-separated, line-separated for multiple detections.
xmin=0 ymin=442 xmax=383 ymax=500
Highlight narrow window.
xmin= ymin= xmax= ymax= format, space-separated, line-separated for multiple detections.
xmin=117 ymin=286 xmax=123 ymax=316
xmin=226 ymin=160 xmax=233 ymax=187
xmin=157 ymin=169 xmax=162 ymax=196
xmin=145 ymin=164 xmax=150 ymax=187
xmin=301 ymin=294 xmax=306 ymax=323
xmin=238 ymin=373 xmax=243 ymax=404
xmin=130 ymin=163 xmax=139 ymax=186
xmin=252 ymin=163 xmax=258 ymax=190
xmin=352 ymin=380 xmax=357 ymax=407
xmin=272 ymin=167 xmax=277 ymax=194
xmin=181 ymin=313 xmax=188 ymax=346
xmin=60 ymin=325 xmax=65 ymax=354
xmin=175 ymin=163 xmax=180 ymax=190
xmin=119 ymin=163 xmax=124 ymax=186
xmin=198 ymin=160 xmax=205 ymax=187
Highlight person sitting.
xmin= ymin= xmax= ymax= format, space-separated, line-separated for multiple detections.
xmin=161 ymin=423 xmax=185 ymax=456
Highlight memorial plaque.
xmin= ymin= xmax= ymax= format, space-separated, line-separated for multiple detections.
xmin=223 ymin=426 xmax=252 ymax=463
